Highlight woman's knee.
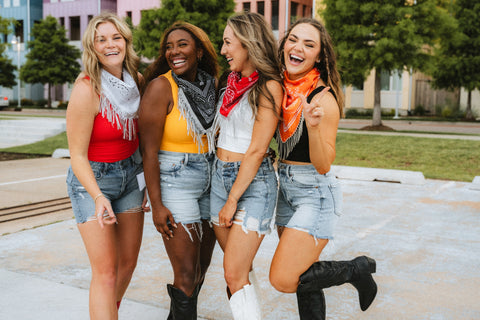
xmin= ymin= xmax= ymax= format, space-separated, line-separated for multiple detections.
xmin=92 ymin=268 xmax=117 ymax=288
xmin=269 ymin=271 xmax=298 ymax=293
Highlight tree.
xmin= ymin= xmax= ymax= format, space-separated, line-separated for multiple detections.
xmin=322 ymin=0 xmax=455 ymax=127
xmin=134 ymin=0 xmax=235 ymax=69
xmin=20 ymin=16 xmax=81 ymax=108
xmin=432 ymin=0 xmax=480 ymax=120
xmin=0 ymin=16 xmax=17 ymax=88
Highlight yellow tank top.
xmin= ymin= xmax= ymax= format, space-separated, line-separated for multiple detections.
xmin=159 ymin=71 xmax=208 ymax=153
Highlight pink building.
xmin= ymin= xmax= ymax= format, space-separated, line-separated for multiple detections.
xmin=43 ymin=0 xmax=116 ymax=41
xmin=234 ymin=0 xmax=314 ymax=38
xmin=116 ymin=0 xmax=160 ymax=26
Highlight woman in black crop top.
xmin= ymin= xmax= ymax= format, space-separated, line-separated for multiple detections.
xmin=269 ymin=18 xmax=378 ymax=319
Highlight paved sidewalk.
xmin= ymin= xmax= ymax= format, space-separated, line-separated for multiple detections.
xmin=1 ymin=158 xmax=479 ymax=319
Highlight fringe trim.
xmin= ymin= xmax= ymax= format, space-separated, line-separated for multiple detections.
xmin=276 ymin=114 xmax=304 ymax=159
xmin=177 ymin=89 xmax=216 ymax=154
xmin=99 ymin=94 xmax=137 ymax=141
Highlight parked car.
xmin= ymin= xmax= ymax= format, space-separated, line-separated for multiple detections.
xmin=0 ymin=96 xmax=9 ymax=108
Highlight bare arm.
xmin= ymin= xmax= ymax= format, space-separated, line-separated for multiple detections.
xmin=66 ymin=74 xmax=116 ymax=227
xmin=218 ymin=80 xmax=283 ymax=227
xmin=302 ymin=90 xmax=340 ymax=174
xmin=138 ymin=76 xmax=176 ymax=238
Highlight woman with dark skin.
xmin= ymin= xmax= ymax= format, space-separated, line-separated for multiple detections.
xmin=138 ymin=22 xmax=219 ymax=319
xmin=269 ymin=18 xmax=377 ymax=319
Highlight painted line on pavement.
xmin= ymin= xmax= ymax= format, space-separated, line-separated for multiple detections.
xmin=0 ymin=174 xmax=67 ymax=186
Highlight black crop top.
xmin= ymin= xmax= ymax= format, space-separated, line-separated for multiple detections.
xmin=283 ymin=86 xmax=336 ymax=162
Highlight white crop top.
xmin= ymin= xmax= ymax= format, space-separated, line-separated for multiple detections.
xmin=216 ymin=91 xmax=259 ymax=154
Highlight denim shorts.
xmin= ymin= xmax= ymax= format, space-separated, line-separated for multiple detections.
xmin=210 ymin=156 xmax=278 ymax=234
xmin=275 ymin=163 xmax=342 ymax=240
xmin=156 ymin=150 xmax=213 ymax=224
xmin=66 ymin=149 xmax=144 ymax=224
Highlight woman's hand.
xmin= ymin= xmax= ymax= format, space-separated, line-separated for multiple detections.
xmin=218 ymin=197 xmax=237 ymax=228
xmin=152 ymin=205 xmax=177 ymax=240
xmin=95 ymin=196 xmax=116 ymax=228
xmin=301 ymin=87 xmax=330 ymax=128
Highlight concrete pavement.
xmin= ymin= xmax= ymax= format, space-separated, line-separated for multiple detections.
xmin=1 ymin=157 xmax=479 ymax=319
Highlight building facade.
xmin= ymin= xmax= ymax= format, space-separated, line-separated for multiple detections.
xmin=116 ymin=0 xmax=159 ymax=26
xmin=0 ymin=0 xmax=44 ymax=101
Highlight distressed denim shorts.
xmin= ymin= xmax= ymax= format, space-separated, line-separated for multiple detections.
xmin=156 ymin=150 xmax=213 ymax=224
xmin=275 ymin=163 xmax=342 ymax=240
xmin=66 ymin=149 xmax=144 ymax=224
xmin=210 ymin=156 xmax=278 ymax=234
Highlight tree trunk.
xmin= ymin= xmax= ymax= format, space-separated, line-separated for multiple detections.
xmin=47 ymin=83 xmax=52 ymax=108
xmin=465 ymin=89 xmax=474 ymax=120
xmin=372 ymin=68 xmax=382 ymax=127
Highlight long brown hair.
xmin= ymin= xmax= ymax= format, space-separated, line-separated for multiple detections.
xmin=226 ymin=12 xmax=282 ymax=116
xmin=279 ymin=18 xmax=344 ymax=116
xmin=144 ymin=21 xmax=219 ymax=83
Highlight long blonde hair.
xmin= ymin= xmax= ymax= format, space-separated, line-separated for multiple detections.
xmin=82 ymin=12 xmax=140 ymax=94
xmin=226 ymin=12 xmax=282 ymax=116
xmin=279 ymin=18 xmax=344 ymax=117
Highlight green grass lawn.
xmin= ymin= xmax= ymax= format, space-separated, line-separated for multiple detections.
xmin=0 ymin=132 xmax=68 ymax=155
xmin=334 ymin=133 xmax=480 ymax=182
xmin=1 ymin=131 xmax=478 ymax=182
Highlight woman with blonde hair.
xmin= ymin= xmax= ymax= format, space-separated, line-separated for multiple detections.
xmin=139 ymin=21 xmax=219 ymax=319
xmin=210 ymin=12 xmax=283 ymax=319
xmin=269 ymin=18 xmax=377 ymax=319
xmin=66 ymin=12 xmax=148 ymax=319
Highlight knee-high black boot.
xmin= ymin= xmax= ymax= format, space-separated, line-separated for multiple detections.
xmin=296 ymin=280 xmax=326 ymax=320
xmin=166 ymin=282 xmax=201 ymax=320
xmin=299 ymin=256 xmax=377 ymax=312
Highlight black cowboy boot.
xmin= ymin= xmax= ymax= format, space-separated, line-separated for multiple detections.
xmin=299 ymin=256 xmax=377 ymax=311
xmin=296 ymin=280 xmax=326 ymax=320
xmin=166 ymin=283 xmax=201 ymax=320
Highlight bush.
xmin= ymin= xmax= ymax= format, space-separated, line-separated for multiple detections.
xmin=441 ymin=107 xmax=452 ymax=118
xmin=414 ymin=105 xmax=426 ymax=116
xmin=58 ymin=101 xmax=68 ymax=109
xmin=21 ymin=98 xmax=35 ymax=106
xmin=382 ymin=109 xmax=395 ymax=117
xmin=35 ymin=99 xmax=48 ymax=107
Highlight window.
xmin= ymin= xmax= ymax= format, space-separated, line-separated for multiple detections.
xmin=3 ymin=0 xmax=11 ymax=8
xmin=243 ymin=2 xmax=250 ymax=12
xmin=257 ymin=1 xmax=265 ymax=16
xmin=290 ymin=2 xmax=299 ymax=24
xmin=15 ymin=20 xmax=23 ymax=43
xmin=126 ymin=11 xmax=132 ymax=20
xmin=51 ymin=0 xmax=58 ymax=3
xmin=13 ymin=0 xmax=19 ymax=6
xmin=59 ymin=17 xmax=65 ymax=27
xmin=380 ymin=70 xmax=402 ymax=91
xmin=69 ymin=16 xmax=80 ymax=41
xmin=271 ymin=0 xmax=279 ymax=31
xmin=303 ymin=5 xmax=311 ymax=18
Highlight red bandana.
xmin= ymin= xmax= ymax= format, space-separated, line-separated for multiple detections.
xmin=220 ymin=71 xmax=259 ymax=117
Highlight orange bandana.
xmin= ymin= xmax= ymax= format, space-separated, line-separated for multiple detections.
xmin=278 ymin=68 xmax=320 ymax=143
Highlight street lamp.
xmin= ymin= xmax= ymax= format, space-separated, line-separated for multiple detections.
xmin=10 ymin=35 xmax=21 ymax=111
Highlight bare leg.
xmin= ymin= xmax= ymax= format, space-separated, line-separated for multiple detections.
xmin=269 ymin=227 xmax=328 ymax=293
xmin=115 ymin=210 xmax=144 ymax=301
xmin=78 ymin=221 xmax=119 ymax=320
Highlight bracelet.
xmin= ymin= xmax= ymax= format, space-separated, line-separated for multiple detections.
xmin=94 ymin=193 xmax=104 ymax=203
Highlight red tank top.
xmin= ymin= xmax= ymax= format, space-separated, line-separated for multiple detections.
xmin=84 ymin=76 xmax=139 ymax=162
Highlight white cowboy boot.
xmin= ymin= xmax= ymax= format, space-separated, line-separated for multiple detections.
xmin=229 ymin=284 xmax=262 ymax=320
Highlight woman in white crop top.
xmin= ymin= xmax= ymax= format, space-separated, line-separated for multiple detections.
xmin=209 ymin=13 xmax=283 ymax=319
